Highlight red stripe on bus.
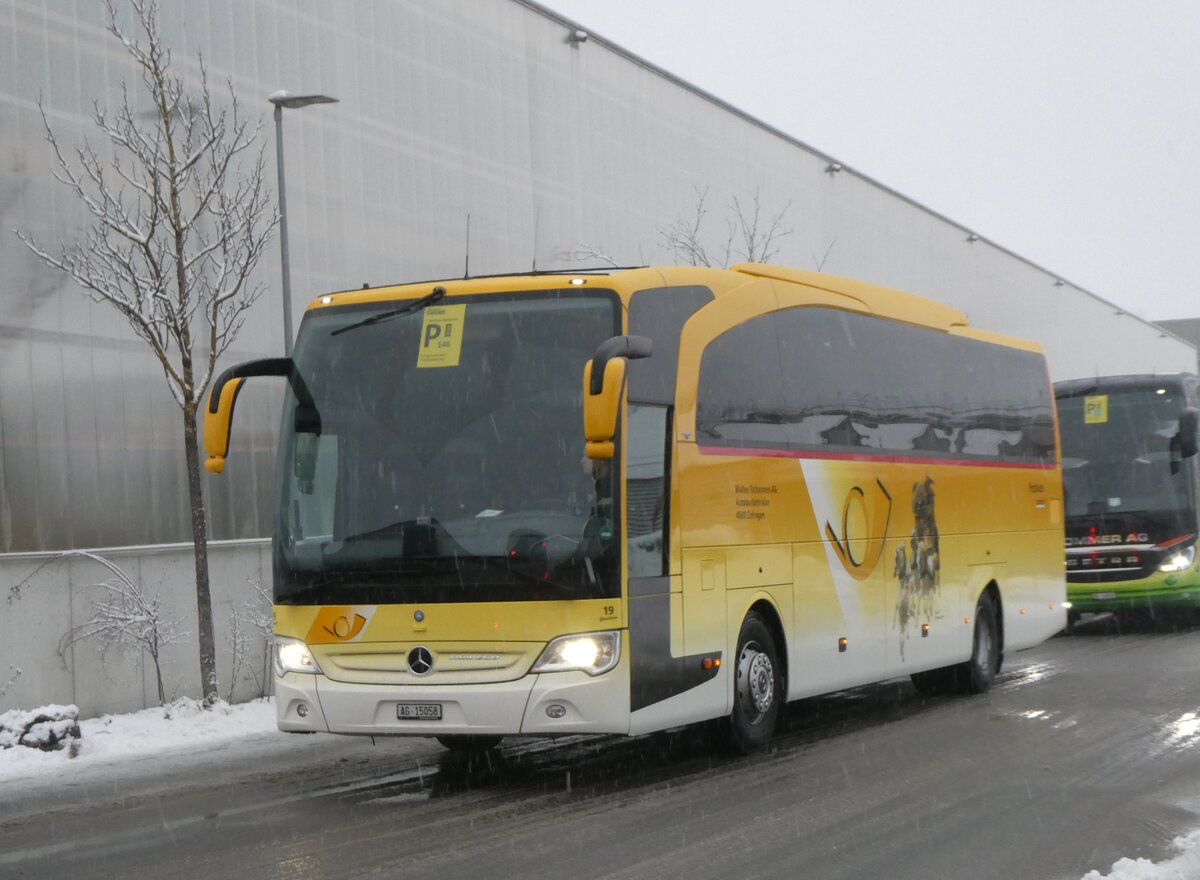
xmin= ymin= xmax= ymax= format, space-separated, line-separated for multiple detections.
xmin=696 ymin=445 xmax=1057 ymax=470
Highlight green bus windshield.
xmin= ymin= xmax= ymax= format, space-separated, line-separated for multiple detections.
xmin=1058 ymin=382 xmax=1196 ymax=540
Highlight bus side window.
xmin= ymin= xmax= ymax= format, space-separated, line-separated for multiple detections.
xmin=627 ymin=404 xmax=670 ymax=577
xmin=628 ymin=285 xmax=713 ymax=405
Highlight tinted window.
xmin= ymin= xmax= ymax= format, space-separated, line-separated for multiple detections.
xmin=629 ymin=286 xmax=714 ymax=404
xmin=698 ymin=307 xmax=1055 ymax=463
xmin=627 ymin=404 xmax=670 ymax=577
xmin=696 ymin=317 xmax=786 ymax=449
xmin=1057 ymin=383 xmax=1191 ymax=518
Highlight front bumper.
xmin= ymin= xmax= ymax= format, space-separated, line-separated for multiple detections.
xmin=276 ymin=647 xmax=631 ymax=737
xmin=1067 ymin=570 xmax=1200 ymax=613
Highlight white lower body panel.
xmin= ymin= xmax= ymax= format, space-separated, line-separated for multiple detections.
xmin=276 ymin=650 xmax=631 ymax=737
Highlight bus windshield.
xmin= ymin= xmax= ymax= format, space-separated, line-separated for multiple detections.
xmin=274 ymin=289 xmax=622 ymax=605
xmin=1057 ymin=382 xmax=1195 ymax=540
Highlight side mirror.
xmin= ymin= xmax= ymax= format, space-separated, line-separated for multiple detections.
xmin=204 ymin=357 xmax=318 ymax=474
xmin=582 ymin=336 xmax=652 ymax=460
xmin=1179 ymin=408 xmax=1199 ymax=459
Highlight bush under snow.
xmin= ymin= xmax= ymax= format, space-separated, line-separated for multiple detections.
xmin=0 ymin=704 xmax=81 ymax=755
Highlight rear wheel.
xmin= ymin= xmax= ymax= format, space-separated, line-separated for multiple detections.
xmin=436 ymin=735 xmax=503 ymax=753
xmin=729 ymin=613 xmax=783 ymax=754
xmin=909 ymin=592 xmax=1000 ymax=695
xmin=960 ymin=592 xmax=1000 ymax=693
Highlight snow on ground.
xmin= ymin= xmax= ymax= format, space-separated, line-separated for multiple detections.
xmin=0 ymin=697 xmax=439 ymax=817
xmin=0 ymin=698 xmax=283 ymax=785
xmin=1082 ymin=831 xmax=1200 ymax=879
xmin=2 ymin=698 xmax=1199 ymax=880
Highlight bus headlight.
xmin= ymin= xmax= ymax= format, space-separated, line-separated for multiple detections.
xmin=531 ymin=631 xmax=620 ymax=677
xmin=1160 ymin=545 xmax=1196 ymax=573
xmin=274 ymin=637 xmax=322 ymax=676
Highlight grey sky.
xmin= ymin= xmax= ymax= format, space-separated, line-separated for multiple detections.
xmin=538 ymin=0 xmax=1200 ymax=320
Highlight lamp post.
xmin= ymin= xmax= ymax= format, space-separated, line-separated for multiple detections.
xmin=268 ymin=90 xmax=338 ymax=356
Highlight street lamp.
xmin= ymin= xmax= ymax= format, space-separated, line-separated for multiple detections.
xmin=268 ymin=90 xmax=338 ymax=356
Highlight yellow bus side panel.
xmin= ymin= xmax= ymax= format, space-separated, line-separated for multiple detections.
xmin=677 ymin=441 xmax=1064 ymax=699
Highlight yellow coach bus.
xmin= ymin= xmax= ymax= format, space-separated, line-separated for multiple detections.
xmin=205 ymin=264 xmax=1065 ymax=753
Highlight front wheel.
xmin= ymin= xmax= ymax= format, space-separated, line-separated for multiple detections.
xmin=729 ymin=613 xmax=784 ymax=754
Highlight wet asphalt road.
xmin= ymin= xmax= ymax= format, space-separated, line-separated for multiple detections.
xmin=3 ymin=614 xmax=1200 ymax=880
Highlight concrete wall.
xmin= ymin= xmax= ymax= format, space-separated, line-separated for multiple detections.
xmin=1 ymin=540 xmax=272 ymax=717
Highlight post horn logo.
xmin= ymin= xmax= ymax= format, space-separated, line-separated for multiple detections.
xmin=322 ymin=613 xmax=368 ymax=641
xmin=824 ymin=479 xmax=893 ymax=581
xmin=306 ymin=606 xmax=376 ymax=644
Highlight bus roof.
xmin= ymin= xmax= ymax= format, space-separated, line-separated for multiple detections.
xmin=308 ymin=264 xmax=1042 ymax=351
xmin=730 ymin=263 xmax=968 ymax=332
xmin=1055 ymin=374 xmax=1197 ymax=396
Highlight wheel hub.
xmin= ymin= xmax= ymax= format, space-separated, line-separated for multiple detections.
xmin=737 ymin=640 xmax=775 ymax=723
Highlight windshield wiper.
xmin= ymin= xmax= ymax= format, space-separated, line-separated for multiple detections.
xmin=330 ymin=285 xmax=446 ymax=336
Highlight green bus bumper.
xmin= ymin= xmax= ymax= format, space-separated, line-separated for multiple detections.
xmin=1067 ymin=569 xmax=1200 ymax=613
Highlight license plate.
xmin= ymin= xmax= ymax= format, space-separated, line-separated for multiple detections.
xmin=397 ymin=703 xmax=442 ymax=720
xmin=1092 ymin=591 xmax=1117 ymax=600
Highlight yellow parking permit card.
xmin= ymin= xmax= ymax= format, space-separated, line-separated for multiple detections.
xmin=417 ymin=305 xmax=466 ymax=368
xmin=1084 ymin=394 xmax=1108 ymax=424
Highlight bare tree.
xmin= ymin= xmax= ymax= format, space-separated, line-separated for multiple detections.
xmin=225 ymin=577 xmax=274 ymax=701
xmin=33 ymin=551 xmax=188 ymax=706
xmin=560 ymin=242 xmax=622 ymax=268
xmin=658 ymin=186 xmax=730 ymax=268
xmin=812 ymin=238 xmax=837 ymax=272
xmin=659 ymin=186 xmax=792 ymax=268
xmin=15 ymin=0 xmax=278 ymax=705
xmin=558 ymin=239 xmax=655 ymax=270
xmin=729 ymin=190 xmax=792 ymax=264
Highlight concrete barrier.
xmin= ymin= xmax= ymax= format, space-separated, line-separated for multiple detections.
xmin=1 ymin=539 xmax=273 ymax=718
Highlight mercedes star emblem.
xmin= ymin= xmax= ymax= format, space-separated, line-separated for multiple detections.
xmin=407 ymin=646 xmax=434 ymax=676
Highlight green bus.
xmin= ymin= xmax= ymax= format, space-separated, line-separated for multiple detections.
xmin=1056 ymin=374 xmax=1200 ymax=621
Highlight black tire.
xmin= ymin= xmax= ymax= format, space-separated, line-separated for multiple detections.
xmin=909 ymin=592 xmax=1001 ymax=695
xmin=960 ymin=592 xmax=1000 ymax=693
xmin=436 ymin=735 xmax=503 ymax=753
xmin=729 ymin=613 xmax=784 ymax=754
